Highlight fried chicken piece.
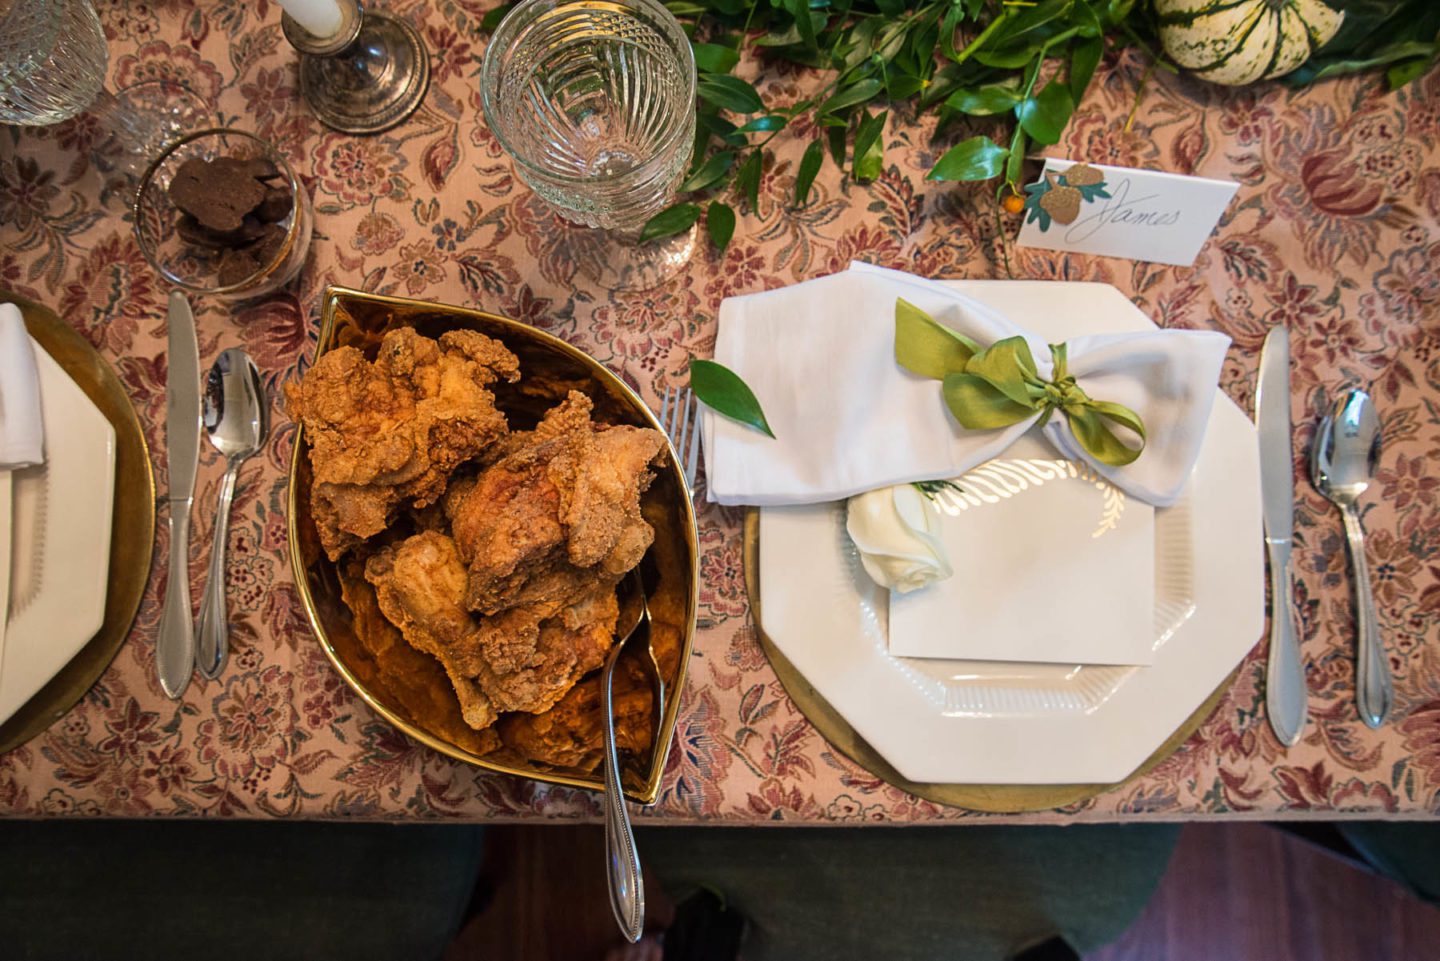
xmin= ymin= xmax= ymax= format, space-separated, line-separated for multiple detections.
xmin=288 ymin=327 xmax=520 ymax=559
xmin=340 ymin=554 xmax=501 ymax=756
xmin=448 ymin=391 xmax=665 ymax=614
xmin=472 ymin=583 xmax=618 ymax=715
xmin=499 ymin=659 xmax=653 ymax=772
xmin=473 ymin=390 xmax=595 ymax=468
xmin=364 ymin=531 xmax=498 ymax=730
xmin=364 ymin=530 xmax=623 ymax=728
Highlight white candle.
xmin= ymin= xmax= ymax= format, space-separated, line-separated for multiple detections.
xmin=278 ymin=0 xmax=343 ymax=37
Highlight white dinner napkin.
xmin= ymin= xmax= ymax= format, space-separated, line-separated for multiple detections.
xmin=701 ymin=263 xmax=1230 ymax=507
xmin=0 ymin=303 xmax=45 ymax=469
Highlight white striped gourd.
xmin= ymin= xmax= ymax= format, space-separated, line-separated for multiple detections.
xmin=1156 ymin=0 xmax=1344 ymax=86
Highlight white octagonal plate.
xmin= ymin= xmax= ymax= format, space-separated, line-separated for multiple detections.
xmin=757 ymin=281 xmax=1264 ymax=785
xmin=0 ymin=338 xmax=117 ymax=726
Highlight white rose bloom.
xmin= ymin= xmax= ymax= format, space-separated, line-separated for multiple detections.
xmin=845 ymin=484 xmax=953 ymax=593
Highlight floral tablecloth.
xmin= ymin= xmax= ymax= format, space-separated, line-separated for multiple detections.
xmin=2 ymin=1 xmax=1438 ymax=824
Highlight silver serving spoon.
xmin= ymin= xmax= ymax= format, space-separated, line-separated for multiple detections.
xmin=1311 ymin=388 xmax=1391 ymax=728
xmin=195 ymin=348 xmax=269 ymax=680
xmin=599 ymin=570 xmax=662 ymax=944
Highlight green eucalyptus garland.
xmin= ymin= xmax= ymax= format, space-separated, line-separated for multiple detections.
xmin=481 ymin=0 xmax=1439 ymax=252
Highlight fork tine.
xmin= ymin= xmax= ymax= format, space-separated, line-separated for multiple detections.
xmin=675 ymin=388 xmax=694 ymax=482
xmin=659 ymin=386 xmax=674 ymax=437
xmin=682 ymin=389 xmax=699 ymax=489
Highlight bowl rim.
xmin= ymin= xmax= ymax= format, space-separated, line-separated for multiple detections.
xmin=131 ymin=126 xmax=308 ymax=298
xmin=285 ymin=285 xmax=699 ymax=805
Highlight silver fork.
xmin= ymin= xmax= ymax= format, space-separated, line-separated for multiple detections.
xmin=659 ymin=386 xmax=699 ymax=493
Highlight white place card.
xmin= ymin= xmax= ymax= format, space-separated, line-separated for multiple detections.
xmin=1015 ymin=159 xmax=1238 ymax=267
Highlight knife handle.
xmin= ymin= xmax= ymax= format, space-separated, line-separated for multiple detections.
xmin=157 ymin=503 xmax=195 ymax=699
xmin=1265 ymin=541 xmax=1307 ymax=747
xmin=1341 ymin=506 xmax=1392 ymax=728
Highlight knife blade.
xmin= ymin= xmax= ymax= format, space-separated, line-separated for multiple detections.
xmin=156 ymin=290 xmax=200 ymax=699
xmin=1257 ymin=324 xmax=1307 ymax=746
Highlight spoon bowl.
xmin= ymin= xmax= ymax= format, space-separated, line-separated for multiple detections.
xmin=196 ymin=348 xmax=269 ymax=679
xmin=1310 ymin=388 xmax=1390 ymax=728
xmin=1311 ymin=391 xmax=1381 ymax=508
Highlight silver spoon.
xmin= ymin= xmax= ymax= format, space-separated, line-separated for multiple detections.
xmin=195 ymin=348 xmax=269 ymax=680
xmin=599 ymin=569 xmax=661 ymax=944
xmin=1311 ymin=388 xmax=1391 ymax=728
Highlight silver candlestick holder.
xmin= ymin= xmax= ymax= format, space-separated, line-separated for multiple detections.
xmin=282 ymin=0 xmax=429 ymax=135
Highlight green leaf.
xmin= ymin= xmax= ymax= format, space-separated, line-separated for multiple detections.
xmin=697 ymin=112 xmax=739 ymax=137
xmin=737 ymin=115 xmax=787 ymax=134
xmin=735 ymin=149 xmax=763 ymax=210
xmin=886 ymin=73 xmax=926 ymax=100
xmin=1006 ymin=127 xmax=1027 ymax=185
xmin=679 ymin=151 xmax=735 ymax=193
xmin=817 ymin=78 xmax=884 ymax=116
xmin=707 ymin=201 xmax=736 ymax=254
xmin=894 ymin=298 xmax=981 ymax=380
xmin=480 ymin=3 xmax=514 ymax=31
xmin=1387 ymin=57 xmax=1432 ymax=89
xmin=1070 ymin=35 xmax=1103 ymax=102
xmin=988 ymin=0 xmax=1070 ymax=47
xmin=690 ymin=359 xmax=775 ymax=438
xmin=692 ymin=42 xmax=741 ymax=75
xmin=755 ymin=24 xmax=805 ymax=47
xmin=794 ymin=139 xmax=824 ymax=206
xmin=852 ymin=110 xmax=886 ymax=182
xmin=927 ymin=135 xmax=1009 ymax=182
xmin=975 ymin=43 xmax=1043 ymax=69
xmin=945 ymin=84 xmax=1022 ymax=116
xmin=639 ymin=203 xmax=701 ymax=243
xmin=827 ymin=124 xmax=847 ymax=166
xmin=698 ymin=75 xmax=765 ymax=114
xmin=942 ymin=373 xmax=1038 ymax=430
xmin=783 ymin=0 xmax=821 ymax=49
xmin=1015 ymin=81 xmax=1074 ymax=145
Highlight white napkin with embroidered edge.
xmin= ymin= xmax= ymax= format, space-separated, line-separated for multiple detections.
xmin=700 ymin=263 xmax=1230 ymax=508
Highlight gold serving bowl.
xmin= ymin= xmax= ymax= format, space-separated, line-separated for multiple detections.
xmin=286 ymin=287 xmax=698 ymax=804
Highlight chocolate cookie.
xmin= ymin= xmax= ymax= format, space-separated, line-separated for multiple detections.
xmin=169 ymin=157 xmax=266 ymax=232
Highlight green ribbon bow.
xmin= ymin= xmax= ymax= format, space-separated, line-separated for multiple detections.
xmin=894 ymin=299 xmax=1146 ymax=467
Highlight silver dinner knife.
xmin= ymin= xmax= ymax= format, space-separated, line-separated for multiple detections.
xmin=157 ymin=290 xmax=201 ymax=699
xmin=1257 ymin=325 xmax=1307 ymax=747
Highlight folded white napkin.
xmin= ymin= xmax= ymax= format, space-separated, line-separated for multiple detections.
xmin=701 ymin=263 xmax=1230 ymax=508
xmin=0 ymin=303 xmax=45 ymax=469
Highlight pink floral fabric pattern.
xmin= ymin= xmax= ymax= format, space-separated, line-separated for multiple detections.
xmin=0 ymin=4 xmax=1437 ymax=823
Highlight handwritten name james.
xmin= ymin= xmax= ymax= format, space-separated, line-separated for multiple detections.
xmin=1064 ymin=178 xmax=1182 ymax=243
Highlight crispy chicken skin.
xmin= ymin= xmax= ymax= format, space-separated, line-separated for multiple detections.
xmin=364 ymin=531 xmax=497 ymax=730
xmin=449 ymin=390 xmax=666 ymax=614
xmin=499 ymin=660 xmax=653 ymax=771
xmin=287 ymin=328 xmax=519 ymax=560
xmin=364 ymin=530 xmax=622 ymax=724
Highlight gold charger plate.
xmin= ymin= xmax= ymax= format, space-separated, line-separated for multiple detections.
xmin=743 ymin=510 xmax=1230 ymax=814
xmin=287 ymin=287 xmax=698 ymax=804
xmin=0 ymin=293 xmax=156 ymax=755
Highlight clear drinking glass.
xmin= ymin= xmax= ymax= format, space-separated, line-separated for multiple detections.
xmin=0 ymin=0 xmax=209 ymax=180
xmin=481 ymin=0 xmax=698 ymax=292
xmin=0 ymin=0 xmax=107 ymax=124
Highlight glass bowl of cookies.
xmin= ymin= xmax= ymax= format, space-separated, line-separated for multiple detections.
xmin=133 ymin=128 xmax=313 ymax=300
